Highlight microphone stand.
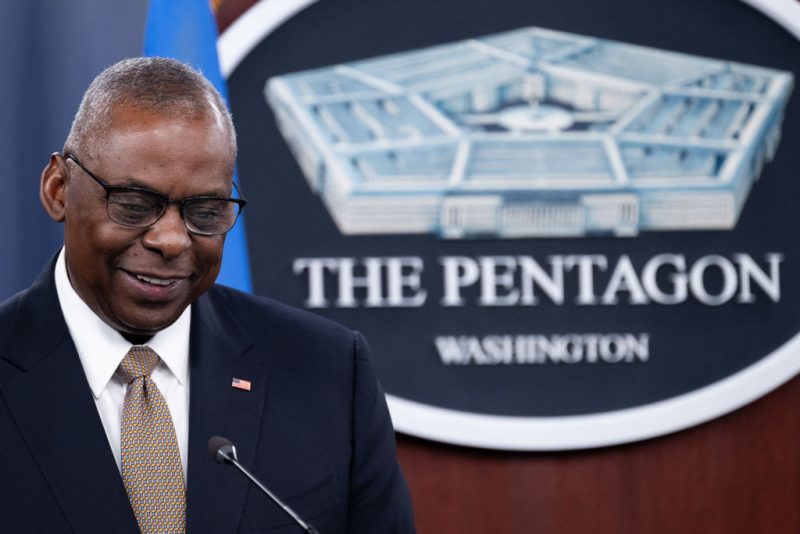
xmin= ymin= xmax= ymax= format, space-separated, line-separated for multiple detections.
xmin=211 ymin=438 xmax=318 ymax=534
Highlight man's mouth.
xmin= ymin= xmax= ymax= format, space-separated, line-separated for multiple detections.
xmin=135 ymin=274 xmax=180 ymax=286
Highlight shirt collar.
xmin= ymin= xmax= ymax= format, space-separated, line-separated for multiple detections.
xmin=54 ymin=248 xmax=191 ymax=398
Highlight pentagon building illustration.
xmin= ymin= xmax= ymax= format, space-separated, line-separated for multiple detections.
xmin=265 ymin=27 xmax=793 ymax=238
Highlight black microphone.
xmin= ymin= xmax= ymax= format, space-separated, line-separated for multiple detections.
xmin=208 ymin=436 xmax=319 ymax=534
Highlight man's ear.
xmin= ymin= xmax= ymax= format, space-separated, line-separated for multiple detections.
xmin=40 ymin=153 xmax=69 ymax=222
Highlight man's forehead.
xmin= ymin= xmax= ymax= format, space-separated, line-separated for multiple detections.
xmin=93 ymin=103 xmax=235 ymax=163
xmin=81 ymin=106 xmax=234 ymax=187
xmin=106 ymin=100 xmax=223 ymax=131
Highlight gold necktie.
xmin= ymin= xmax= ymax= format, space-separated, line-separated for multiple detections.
xmin=118 ymin=346 xmax=186 ymax=533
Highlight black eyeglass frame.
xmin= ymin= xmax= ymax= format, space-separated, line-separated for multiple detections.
xmin=63 ymin=152 xmax=247 ymax=236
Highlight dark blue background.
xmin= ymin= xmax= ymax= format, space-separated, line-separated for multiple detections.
xmin=0 ymin=1 xmax=147 ymax=300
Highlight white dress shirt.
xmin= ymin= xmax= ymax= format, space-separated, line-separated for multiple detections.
xmin=54 ymin=248 xmax=190 ymax=476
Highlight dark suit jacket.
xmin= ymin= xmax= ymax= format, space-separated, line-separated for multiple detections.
xmin=0 ymin=259 xmax=415 ymax=533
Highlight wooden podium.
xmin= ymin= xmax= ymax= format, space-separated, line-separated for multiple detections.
xmin=396 ymin=375 xmax=800 ymax=533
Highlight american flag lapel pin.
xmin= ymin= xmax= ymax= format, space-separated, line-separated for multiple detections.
xmin=231 ymin=377 xmax=252 ymax=391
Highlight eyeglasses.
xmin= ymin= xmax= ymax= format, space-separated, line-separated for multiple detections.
xmin=64 ymin=153 xmax=247 ymax=236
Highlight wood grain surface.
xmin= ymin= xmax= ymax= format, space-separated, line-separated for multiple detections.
xmin=396 ymin=375 xmax=800 ymax=533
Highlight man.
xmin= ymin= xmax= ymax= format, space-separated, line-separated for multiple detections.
xmin=0 ymin=57 xmax=414 ymax=533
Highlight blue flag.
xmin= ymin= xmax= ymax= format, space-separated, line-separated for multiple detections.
xmin=143 ymin=0 xmax=253 ymax=292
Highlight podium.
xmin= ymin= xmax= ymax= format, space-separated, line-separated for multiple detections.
xmin=396 ymin=375 xmax=800 ymax=533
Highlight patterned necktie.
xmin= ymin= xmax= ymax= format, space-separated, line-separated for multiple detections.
xmin=118 ymin=346 xmax=186 ymax=533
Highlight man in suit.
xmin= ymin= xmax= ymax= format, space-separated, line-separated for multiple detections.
xmin=0 ymin=57 xmax=414 ymax=533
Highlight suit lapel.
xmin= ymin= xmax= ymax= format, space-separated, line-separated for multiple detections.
xmin=0 ymin=262 xmax=138 ymax=533
xmin=186 ymin=289 xmax=265 ymax=533
xmin=1 ymin=262 xmax=269 ymax=533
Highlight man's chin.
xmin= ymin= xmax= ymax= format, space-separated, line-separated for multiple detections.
xmin=110 ymin=311 xmax=186 ymax=342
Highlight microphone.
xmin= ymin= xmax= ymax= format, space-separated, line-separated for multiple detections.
xmin=208 ymin=436 xmax=318 ymax=534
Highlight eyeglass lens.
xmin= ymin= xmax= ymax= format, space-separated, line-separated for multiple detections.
xmin=107 ymin=190 xmax=240 ymax=235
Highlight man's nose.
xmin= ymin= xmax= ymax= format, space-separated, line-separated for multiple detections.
xmin=141 ymin=204 xmax=192 ymax=258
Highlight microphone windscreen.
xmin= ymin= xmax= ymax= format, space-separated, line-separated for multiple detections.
xmin=208 ymin=435 xmax=234 ymax=463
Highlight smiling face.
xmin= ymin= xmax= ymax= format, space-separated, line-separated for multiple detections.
xmin=42 ymin=103 xmax=235 ymax=338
